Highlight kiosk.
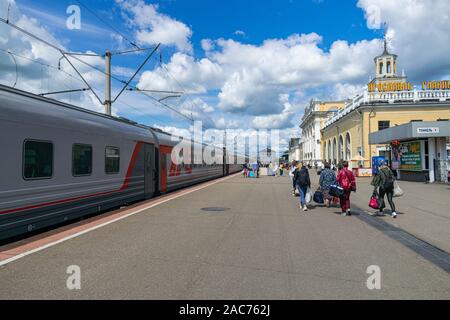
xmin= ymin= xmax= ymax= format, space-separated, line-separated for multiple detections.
xmin=369 ymin=121 xmax=450 ymax=183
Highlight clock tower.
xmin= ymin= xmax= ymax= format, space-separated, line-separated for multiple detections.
xmin=370 ymin=36 xmax=407 ymax=85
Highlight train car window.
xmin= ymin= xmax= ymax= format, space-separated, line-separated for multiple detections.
xmin=23 ymin=140 xmax=53 ymax=180
xmin=73 ymin=144 xmax=92 ymax=176
xmin=105 ymin=146 xmax=120 ymax=174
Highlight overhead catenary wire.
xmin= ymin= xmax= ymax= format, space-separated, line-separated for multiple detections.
xmin=39 ymin=88 xmax=89 ymax=96
xmin=159 ymin=62 xmax=204 ymax=121
xmin=0 ymin=48 xmax=85 ymax=84
xmin=112 ymin=43 xmax=161 ymax=103
xmin=74 ymin=0 xmax=139 ymax=49
xmin=0 ymin=15 xmax=193 ymax=123
xmin=61 ymin=50 xmax=193 ymax=122
xmin=0 ymin=48 xmax=157 ymax=118
xmin=110 ymin=47 xmax=158 ymax=56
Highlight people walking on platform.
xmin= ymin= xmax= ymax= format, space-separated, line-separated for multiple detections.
xmin=242 ymin=163 xmax=248 ymax=178
xmin=331 ymin=162 xmax=336 ymax=171
xmin=289 ymin=161 xmax=297 ymax=195
xmin=294 ymin=162 xmax=311 ymax=211
xmin=371 ymin=161 xmax=397 ymax=218
xmin=257 ymin=161 xmax=261 ymax=178
xmin=336 ymin=161 xmax=356 ymax=216
xmin=319 ymin=162 xmax=336 ymax=207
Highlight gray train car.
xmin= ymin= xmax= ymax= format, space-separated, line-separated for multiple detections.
xmin=0 ymin=84 xmax=242 ymax=241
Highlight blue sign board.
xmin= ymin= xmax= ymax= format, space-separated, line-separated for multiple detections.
xmin=372 ymin=156 xmax=385 ymax=175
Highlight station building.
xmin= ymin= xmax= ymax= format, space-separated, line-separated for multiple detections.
xmin=299 ymin=99 xmax=347 ymax=167
xmin=319 ymin=40 xmax=450 ymax=181
xmin=288 ymin=137 xmax=302 ymax=162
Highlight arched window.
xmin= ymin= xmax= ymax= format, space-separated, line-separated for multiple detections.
xmin=339 ymin=135 xmax=344 ymax=161
xmin=345 ymin=133 xmax=351 ymax=161
xmin=379 ymin=62 xmax=383 ymax=74
xmin=387 ymin=61 xmax=391 ymax=73
xmin=332 ymin=138 xmax=337 ymax=163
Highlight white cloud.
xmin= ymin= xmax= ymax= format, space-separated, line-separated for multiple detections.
xmin=214 ymin=117 xmax=241 ymax=129
xmin=137 ymin=52 xmax=224 ymax=93
xmin=3 ymin=0 xmax=450 ymax=138
xmin=234 ymin=30 xmax=246 ymax=37
xmin=117 ymin=0 xmax=193 ymax=53
xmin=252 ymin=112 xmax=293 ymax=130
xmin=136 ymin=0 xmax=450 ymax=133
xmin=139 ymin=33 xmax=381 ymax=118
xmin=332 ymin=83 xmax=366 ymax=101
xmin=201 ymin=38 xmax=214 ymax=52
xmin=0 ymin=0 xmax=107 ymax=112
xmin=357 ymin=0 xmax=450 ymax=80
xmin=17 ymin=4 xmax=110 ymax=36
xmin=177 ymin=97 xmax=217 ymax=128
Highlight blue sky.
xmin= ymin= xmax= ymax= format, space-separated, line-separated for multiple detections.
xmin=2 ymin=0 xmax=450 ymax=149
xmin=16 ymin=0 xmax=379 ymax=63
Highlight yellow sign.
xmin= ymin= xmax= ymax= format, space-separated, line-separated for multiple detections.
xmin=368 ymin=82 xmax=412 ymax=92
xmin=422 ymin=81 xmax=450 ymax=90
xmin=357 ymin=168 xmax=373 ymax=177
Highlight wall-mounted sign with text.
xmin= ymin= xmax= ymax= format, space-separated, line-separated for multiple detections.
xmin=417 ymin=127 xmax=440 ymax=134
xmin=422 ymin=81 xmax=450 ymax=90
xmin=399 ymin=141 xmax=422 ymax=171
xmin=368 ymin=82 xmax=412 ymax=92
xmin=368 ymin=80 xmax=450 ymax=92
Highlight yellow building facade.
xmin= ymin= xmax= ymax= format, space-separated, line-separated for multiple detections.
xmin=320 ymin=41 xmax=450 ymax=169
xmin=321 ymin=104 xmax=450 ymax=168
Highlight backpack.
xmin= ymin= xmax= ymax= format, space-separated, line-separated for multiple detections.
xmin=381 ymin=168 xmax=394 ymax=190
xmin=340 ymin=170 xmax=351 ymax=190
xmin=340 ymin=169 xmax=356 ymax=191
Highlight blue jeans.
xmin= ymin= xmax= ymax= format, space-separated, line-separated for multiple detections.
xmin=297 ymin=184 xmax=308 ymax=206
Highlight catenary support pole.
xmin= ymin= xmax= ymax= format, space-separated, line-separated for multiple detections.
xmin=104 ymin=50 xmax=112 ymax=115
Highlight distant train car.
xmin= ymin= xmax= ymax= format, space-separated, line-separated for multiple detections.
xmin=0 ymin=85 xmax=242 ymax=241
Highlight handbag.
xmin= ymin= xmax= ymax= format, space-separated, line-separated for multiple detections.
xmin=393 ymin=181 xmax=404 ymax=197
xmin=313 ymin=190 xmax=324 ymax=204
xmin=329 ymin=184 xmax=344 ymax=198
xmin=305 ymin=187 xmax=312 ymax=203
xmin=369 ymin=192 xmax=380 ymax=209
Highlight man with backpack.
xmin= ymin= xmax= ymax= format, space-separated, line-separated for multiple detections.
xmin=293 ymin=162 xmax=311 ymax=211
xmin=336 ymin=161 xmax=356 ymax=216
xmin=371 ymin=161 xmax=397 ymax=218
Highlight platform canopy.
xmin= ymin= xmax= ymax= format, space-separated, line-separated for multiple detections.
xmin=369 ymin=121 xmax=450 ymax=144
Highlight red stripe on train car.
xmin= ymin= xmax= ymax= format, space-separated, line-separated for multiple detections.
xmin=119 ymin=142 xmax=142 ymax=190
xmin=0 ymin=142 xmax=143 ymax=215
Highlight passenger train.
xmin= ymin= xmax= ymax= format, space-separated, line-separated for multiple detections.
xmin=0 ymin=84 xmax=244 ymax=241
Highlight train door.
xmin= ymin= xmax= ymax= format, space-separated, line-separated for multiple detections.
xmin=223 ymin=147 xmax=227 ymax=176
xmin=144 ymin=143 xmax=156 ymax=198
xmin=159 ymin=146 xmax=172 ymax=193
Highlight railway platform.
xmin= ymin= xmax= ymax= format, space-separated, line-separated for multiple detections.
xmin=1 ymin=173 xmax=450 ymax=299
